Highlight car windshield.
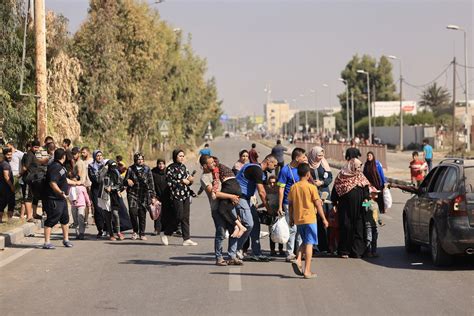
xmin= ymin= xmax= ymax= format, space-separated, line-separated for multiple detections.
xmin=465 ymin=167 xmax=474 ymax=201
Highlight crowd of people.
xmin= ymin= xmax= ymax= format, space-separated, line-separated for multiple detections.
xmin=0 ymin=136 xmax=199 ymax=249
xmin=0 ymin=136 xmax=392 ymax=279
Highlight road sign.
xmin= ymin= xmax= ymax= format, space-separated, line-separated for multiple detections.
xmin=159 ymin=120 xmax=170 ymax=138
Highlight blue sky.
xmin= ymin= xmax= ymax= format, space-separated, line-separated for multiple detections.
xmin=46 ymin=0 xmax=473 ymax=116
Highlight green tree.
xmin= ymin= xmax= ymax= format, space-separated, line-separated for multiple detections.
xmin=337 ymin=54 xmax=398 ymax=136
xmin=419 ymin=82 xmax=451 ymax=116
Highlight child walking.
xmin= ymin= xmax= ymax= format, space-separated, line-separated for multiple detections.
xmin=70 ymin=184 xmax=92 ymax=240
xmin=288 ymin=163 xmax=329 ymax=279
xmin=365 ymin=186 xmax=384 ymax=257
xmin=409 ymin=151 xmax=427 ymax=186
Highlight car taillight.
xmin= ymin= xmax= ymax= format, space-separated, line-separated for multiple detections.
xmin=449 ymin=194 xmax=468 ymax=216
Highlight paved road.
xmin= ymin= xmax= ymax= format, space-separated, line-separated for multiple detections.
xmin=0 ymin=137 xmax=472 ymax=315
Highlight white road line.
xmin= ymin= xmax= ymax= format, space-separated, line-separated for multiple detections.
xmin=0 ymin=248 xmax=34 ymax=268
xmin=228 ymin=267 xmax=242 ymax=291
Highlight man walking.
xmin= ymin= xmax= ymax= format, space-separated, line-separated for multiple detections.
xmin=199 ymin=143 xmax=212 ymax=156
xmin=0 ymin=148 xmax=15 ymax=223
xmin=271 ymin=139 xmax=287 ymax=177
xmin=200 ymin=155 xmax=241 ymax=266
xmin=42 ymin=148 xmax=80 ymax=249
xmin=235 ymin=154 xmax=277 ymax=261
xmin=277 ymin=147 xmax=307 ymax=261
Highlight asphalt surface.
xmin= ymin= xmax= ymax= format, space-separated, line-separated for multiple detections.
xmin=0 ymin=137 xmax=473 ymax=316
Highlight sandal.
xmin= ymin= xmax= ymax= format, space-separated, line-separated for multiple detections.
xmin=291 ymin=261 xmax=303 ymax=276
xmin=304 ymin=273 xmax=317 ymax=279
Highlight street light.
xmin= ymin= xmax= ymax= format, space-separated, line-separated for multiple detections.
xmin=357 ymin=70 xmax=372 ymax=143
xmin=447 ymin=24 xmax=470 ymax=152
xmin=310 ymin=89 xmax=318 ymax=135
xmin=339 ymin=78 xmax=350 ymax=140
xmin=388 ymin=55 xmax=404 ymax=151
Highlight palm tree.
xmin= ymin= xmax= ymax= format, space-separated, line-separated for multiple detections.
xmin=419 ymin=83 xmax=451 ymax=115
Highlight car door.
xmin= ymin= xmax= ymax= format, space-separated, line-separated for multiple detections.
xmin=418 ymin=166 xmax=448 ymax=243
xmin=410 ymin=167 xmax=438 ymax=241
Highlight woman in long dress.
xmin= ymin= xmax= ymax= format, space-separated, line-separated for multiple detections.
xmin=308 ymin=146 xmax=333 ymax=253
xmin=363 ymin=151 xmax=386 ymax=213
xmin=331 ymin=158 xmax=370 ymax=258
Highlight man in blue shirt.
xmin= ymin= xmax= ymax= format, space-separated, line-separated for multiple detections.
xmin=232 ymin=154 xmax=277 ymax=262
xmin=422 ymin=139 xmax=433 ymax=171
xmin=199 ymin=143 xmax=212 ymax=156
xmin=277 ymin=147 xmax=307 ymax=261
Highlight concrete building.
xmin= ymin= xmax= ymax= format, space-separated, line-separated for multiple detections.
xmin=264 ymin=101 xmax=295 ymax=135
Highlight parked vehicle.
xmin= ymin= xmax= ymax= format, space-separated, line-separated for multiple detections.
xmin=402 ymin=158 xmax=474 ymax=266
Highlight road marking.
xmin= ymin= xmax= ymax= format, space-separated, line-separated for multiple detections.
xmin=0 ymin=248 xmax=34 ymax=268
xmin=228 ymin=267 xmax=242 ymax=291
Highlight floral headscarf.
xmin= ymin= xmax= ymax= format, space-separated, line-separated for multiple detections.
xmin=334 ymin=158 xmax=370 ymax=197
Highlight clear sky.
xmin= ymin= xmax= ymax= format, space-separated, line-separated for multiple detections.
xmin=46 ymin=0 xmax=473 ymax=117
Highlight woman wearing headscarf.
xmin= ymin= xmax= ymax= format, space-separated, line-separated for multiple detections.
xmin=165 ymin=149 xmax=198 ymax=246
xmin=232 ymin=149 xmax=250 ymax=175
xmin=308 ymin=146 xmax=333 ymax=253
xmin=99 ymin=160 xmax=125 ymax=241
xmin=331 ymin=158 xmax=370 ymax=258
xmin=124 ymin=152 xmax=156 ymax=241
xmin=363 ymin=151 xmax=386 ymax=214
xmin=88 ymin=150 xmax=106 ymax=238
xmin=151 ymin=159 xmax=172 ymax=244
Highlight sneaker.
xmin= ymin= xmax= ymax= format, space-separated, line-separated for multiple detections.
xmin=69 ymin=223 xmax=77 ymax=229
xmin=62 ymin=240 xmax=73 ymax=248
xmin=285 ymin=254 xmax=297 ymax=262
xmin=131 ymin=233 xmax=138 ymax=240
xmin=140 ymin=235 xmax=148 ymax=241
xmin=161 ymin=235 xmax=169 ymax=246
xmin=182 ymin=239 xmax=198 ymax=246
xmin=42 ymin=243 xmax=55 ymax=250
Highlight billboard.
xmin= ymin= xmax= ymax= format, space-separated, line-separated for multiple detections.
xmin=372 ymin=101 xmax=417 ymax=117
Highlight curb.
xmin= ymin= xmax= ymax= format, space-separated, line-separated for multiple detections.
xmin=0 ymin=221 xmax=42 ymax=250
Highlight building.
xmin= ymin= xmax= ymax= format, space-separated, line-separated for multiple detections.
xmin=264 ymin=101 xmax=295 ymax=135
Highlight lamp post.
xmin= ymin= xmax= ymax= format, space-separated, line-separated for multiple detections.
xmin=310 ymin=89 xmax=318 ymax=135
xmin=300 ymin=94 xmax=308 ymax=135
xmin=339 ymin=78 xmax=350 ymax=140
xmin=388 ymin=55 xmax=404 ymax=151
xmin=357 ymin=70 xmax=371 ymax=143
xmin=447 ymin=24 xmax=470 ymax=152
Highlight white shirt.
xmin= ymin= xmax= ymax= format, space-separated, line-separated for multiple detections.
xmin=11 ymin=150 xmax=24 ymax=177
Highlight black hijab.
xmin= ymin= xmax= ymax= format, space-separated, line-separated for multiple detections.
xmin=363 ymin=151 xmax=382 ymax=189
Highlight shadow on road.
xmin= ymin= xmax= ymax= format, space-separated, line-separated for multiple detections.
xmin=120 ymin=258 xmax=214 ymax=266
xmin=210 ymin=271 xmax=300 ymax=279
xmin=363 ymin=246 xmax=474 ymax=271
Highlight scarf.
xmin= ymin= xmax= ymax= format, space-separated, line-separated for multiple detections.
xmin=334 ymin=158 xmax=370 ymax=197
xmin=90 ymin=150 xmax=105 ymax=172
xmin=363 ymin=155 xmax=382 ymax=189
xmin=308 ymin=146 xmax=331 ymax=172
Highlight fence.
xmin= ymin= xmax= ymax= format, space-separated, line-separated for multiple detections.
xmin=295 ymin=142 xmax=388 ymax=169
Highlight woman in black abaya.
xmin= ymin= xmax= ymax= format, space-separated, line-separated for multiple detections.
xmin=331 ymin=158 xmax=370 ymax=258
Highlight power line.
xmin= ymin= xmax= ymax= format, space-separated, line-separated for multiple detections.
xmin=403 ymin=62 xmax=452 ymax=89
xmin=455 ymin=62 xmax=474 ymax=69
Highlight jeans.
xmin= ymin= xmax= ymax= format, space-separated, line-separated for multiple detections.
xmin=72 ymin=206 xmax=86 ymax=236
xmin=128 ymin=199 xmax=148 ymax=236
xmin=212 ymin=208 xmax=238 ymax=260
xmin=105 ymin=209 xmax=120 ymax=236
xmin=236 ymin=198 xmax=262 ymax=256
xmin=425 ymin=158 xmax=433 ymax=172
xmin=366 ymin=224 xmax=378 ymax=254
xmin=284 ymin=204 xmax=302 ymax=256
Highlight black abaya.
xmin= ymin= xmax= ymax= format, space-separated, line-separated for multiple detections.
xmin=331 ymin=185 xmax=369 ymax=257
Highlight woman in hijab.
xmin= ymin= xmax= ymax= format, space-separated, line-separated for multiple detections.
xmin=331 ymin=158 xmax=370 ymax=258
xmin=151 ymin=159 xmax=172 ymax=244
xmin=232 ymin=149 xmax=250 ymax=175
xmin=88 ymin=150 xmax=106 ymax=238
xmin=308 ymin=146 xmax=333 ymax=253
xmin=363 ymin=152 xmax=386 ymax=213
xmin=165 ymin=149 xmax=198 ymax=246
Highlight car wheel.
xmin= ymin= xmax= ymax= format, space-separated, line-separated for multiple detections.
xmin=430 ymin=224 xmax=453 ymax=266
xmin=403 ymin=216 xmax=420 ymax=253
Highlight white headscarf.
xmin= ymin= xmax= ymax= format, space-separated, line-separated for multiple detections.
xmin=308 ymin=146 xmax=331 ymax=172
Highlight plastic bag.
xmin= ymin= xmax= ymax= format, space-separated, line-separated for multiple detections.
xmin=271 ymin=216 xmax=290 ymax=244
xmin=383 ymin=187 xmax=392 ymax=210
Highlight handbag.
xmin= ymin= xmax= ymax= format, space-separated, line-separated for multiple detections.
xmin=149 ymin=199 xmax=162 ymax=221
xmin=383 ymin=187 xmax=393 ymax=209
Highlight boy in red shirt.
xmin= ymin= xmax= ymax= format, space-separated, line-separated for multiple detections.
xmin=409 ymin=151 xmax=427 ymax=186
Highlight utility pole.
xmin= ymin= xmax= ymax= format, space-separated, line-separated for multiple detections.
xmin=351 ymin=89 xmax=355 ymax=139
xmin=399 ymin=70 xmax=404 ymax=150
xmin=34 ymin=0 xmax=47 ymax=141
xmin=452 ymin=58 xmax=457 ymax=154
